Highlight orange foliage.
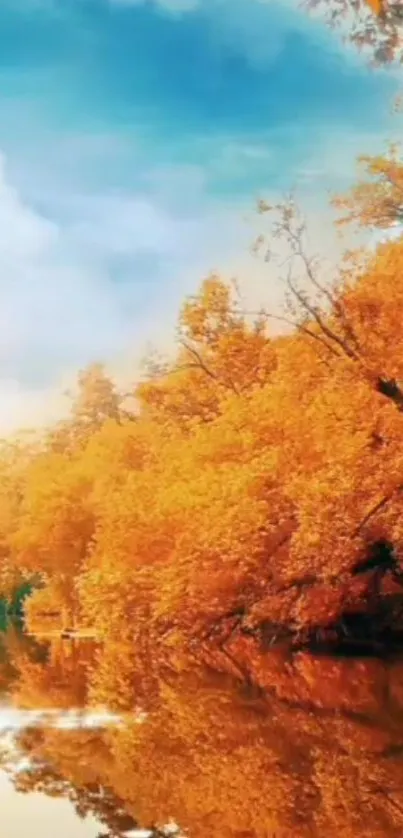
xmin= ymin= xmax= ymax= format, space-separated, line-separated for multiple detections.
xmin=333 ymin=145 xmax=403 ymax=232
xmin=5 ymin=239 xmax=403 ymax=666
xmin=4 ymin=170 xmax=403 ymax=833
xmin=5 ymin=665 xmax=403 ymax=838
xmin=365 ymin=0 xmax=384 ymax=14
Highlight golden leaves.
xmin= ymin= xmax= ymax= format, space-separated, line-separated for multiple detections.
xmin=5 ymin=228 xmax=403 ymax=836
xmin=365 ymin=0 xmax=385 ymax=15
xmin=5 ymin=238 xmax=403 ymax=653
xmin=333 ymin=145 xmax=403 ymax=233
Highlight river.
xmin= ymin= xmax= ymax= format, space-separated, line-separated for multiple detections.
xmin=1 ymin=624 xmax=403 ymax=837
xmin=0 ymin=769 xmax=101 ymax=838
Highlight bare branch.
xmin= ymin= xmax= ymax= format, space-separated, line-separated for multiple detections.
xmin=178 ymin=339 xmax=217 ymax=381
xmin=288 ymin=228 xmax=361 ymax=353
xmin=178 ymin=338 xmax=240 ymax=396
xmin=275 ymin=204 xmax=362 ymax=357
xmin=353 ymin=484 xmax=403 ymax=536
xmin=285 ymin=270 xmax=359 ymax=361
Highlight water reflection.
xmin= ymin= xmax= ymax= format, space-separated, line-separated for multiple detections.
xmin=0 ymin=770 xmax=101 ymax=838
xmin=2 ymin=625 xmax=403 ymax=837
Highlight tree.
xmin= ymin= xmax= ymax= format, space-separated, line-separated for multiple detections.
xmin=72 ymin=364 xmax=122 ymax=429
xmin=304 ymin=0 xmax=403 ymax=65
xmin=137 ymin=275 xmax=276 ymax=429
xmin=7 ymin=441 xmax=98 ymax=627
xmin=4 ymin=186 xmax=403 ymax=837
xmin=0 ymin=436 xmax=39 ymax=601
xmin=332 ymin=144 xmax=403 ymax=232
xmin=48 ymin=363 xmax=134 ymax=454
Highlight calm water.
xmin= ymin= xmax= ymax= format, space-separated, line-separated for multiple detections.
xmin=2 ymin=625 xmax=403 ymax=838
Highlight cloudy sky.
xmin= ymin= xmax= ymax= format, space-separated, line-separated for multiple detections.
xmin=0 ymin=0 xmax=400 ymax=430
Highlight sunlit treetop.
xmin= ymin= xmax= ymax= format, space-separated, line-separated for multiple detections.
xmin=332 ymin=144 xmax=403 ymax=232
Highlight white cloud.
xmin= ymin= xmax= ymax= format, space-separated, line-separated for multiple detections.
xmin=293 ymin=128 xmax=400 ymax=187
xmin=0 ymin=380 xmax=70 ymax=435
xmin=0 ymin=113 xmax=398 ymax=436
xmin=0 ymin=155 xmax=169 ymax=431
xmin=0 ymin=150 xmax=249 ymax=434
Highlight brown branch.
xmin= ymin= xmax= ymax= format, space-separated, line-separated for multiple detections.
xmin=282 ymin=218 xmax=361 ymax=353
xmin=241 ymin=306 xmax=343 ymax=360
xmin=376 ymin=376 xmax=403 ymax=411
xmin=280 ymin=210 xmax=359 ymax=352
xmin=178 ymin=340 xmax=218 ymax=383
xmin=353 ymin=484 xmax=403 ymax=537
xmin=178 ymin=339 xmax=240 ymax=396
xmin=286 ymin=271 xmax=359 ymax=361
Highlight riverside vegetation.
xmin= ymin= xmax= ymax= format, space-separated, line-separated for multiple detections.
xmin=1 ymin=143 xmax=403 ymax=835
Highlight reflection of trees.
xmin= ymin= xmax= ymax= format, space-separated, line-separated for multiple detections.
xmin=4 ymin=665 xmax=403 ymax=837
xmin=18 ymin=771 xmax=180 ymax=838
xmin=9 ymin=636 xmax=98 ymax=710
xmin=2 ymin=724 xmax=138 ymax=838
xmin=6 ymin=726 xmax=179 ymax=838
xmin=15 ymin=763 xmax=138 ymax=838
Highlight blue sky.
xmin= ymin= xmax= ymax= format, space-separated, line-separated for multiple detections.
xmin=0 ymin=0 xmax=401 ymax=429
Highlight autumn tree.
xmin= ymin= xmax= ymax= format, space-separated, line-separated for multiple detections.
xmin=3 ymin=217 xmax=403 ymax=836
xmin=332 ymin=143 xmax=403 ymax=233
xmin=6 ymin=179 xmax=403 ymax=760
xmin=305 ymin=0 xmax=403 ymax=64
xmin=137 ymin=274 xmax=276 ymax=429
xmin=11 ymin=227 xmax=403 ymax=682
xmin=48 ymin=363 xmax=133 ymax=454
xmin=0 ymin=436 xmax=40 ymax=601
xmin=8 ymin=448 xmax=96 ymax=627
xmin=73 ymin=364 xmax=122 ymax=426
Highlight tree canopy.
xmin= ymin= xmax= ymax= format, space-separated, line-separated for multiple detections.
xmin=2 ymin=145 xmax=403 ymax=836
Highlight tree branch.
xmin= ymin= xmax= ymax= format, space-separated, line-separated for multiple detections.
xmin=178 ymin=338 xmax=240 ymax=395
xmin=353 ymin=484 xmax=403 ymax=536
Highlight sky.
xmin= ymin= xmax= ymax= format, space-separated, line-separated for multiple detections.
xmin=0 ymin=0 xmax=401 ymax=430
